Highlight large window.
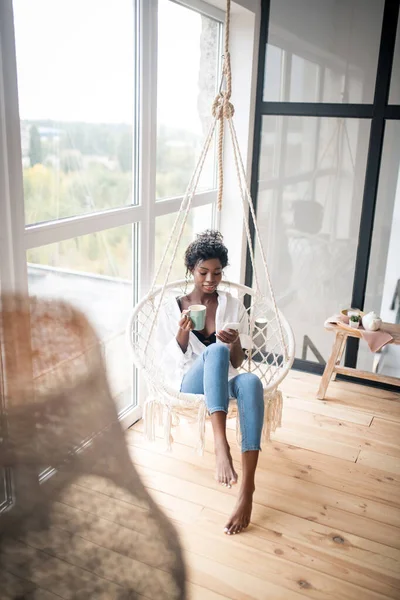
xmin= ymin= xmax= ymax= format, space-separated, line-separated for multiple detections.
xmin=0 ymin=0 xmax=222 ymax=430
xmin=263 ymin=0 xmax=384 ymax=104
xmin=14 ymin=0 xmax=137 ymax=224
xmin=256 ymin=115 xmax=370 ymax=362
xmin=12 ymin=0 xmax=140 ymax=421
xmin=251 ymin=0 xmax=400 ymax=382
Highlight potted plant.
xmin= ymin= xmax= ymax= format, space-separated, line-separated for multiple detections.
xmin=349 ymin=314 xmax=361 ymax=329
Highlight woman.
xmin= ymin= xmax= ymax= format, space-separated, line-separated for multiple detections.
xmin=158 ymin=230 xmax=264 ymax=535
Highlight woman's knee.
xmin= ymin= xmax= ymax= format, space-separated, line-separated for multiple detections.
xmin=204 ymin=343 xmax=230 ymax=360
xmin=234 ymin=374 xmax=264 ymax=409
xmin=238 ymin=372 xmax=263 ymax=394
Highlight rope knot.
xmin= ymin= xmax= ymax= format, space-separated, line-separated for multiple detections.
xmin=212 ymin=93 xmax=235 ymax=120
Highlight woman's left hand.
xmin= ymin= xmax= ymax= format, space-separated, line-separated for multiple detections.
xmin=216 ymin=328 xmax=239 ymax=345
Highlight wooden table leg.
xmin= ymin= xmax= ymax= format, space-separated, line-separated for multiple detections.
xmin=317 ymin=331 xmax=347 ymax=400
xmin=332 ymin=334 xmax=347 ymax=381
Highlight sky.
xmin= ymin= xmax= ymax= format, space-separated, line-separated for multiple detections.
xmin=13 ymin=0 xmax=213 ymax=133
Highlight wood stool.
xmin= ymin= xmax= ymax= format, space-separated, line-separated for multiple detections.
xmin=317 ymin=322 xmax=400 ymax=400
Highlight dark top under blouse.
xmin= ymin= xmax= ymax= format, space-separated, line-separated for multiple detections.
xmin=177 ymin=297 xmax=216 ymax=347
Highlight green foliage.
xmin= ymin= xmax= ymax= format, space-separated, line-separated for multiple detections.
xmin=23 ymin=120 xmax=203 ymax=277
xmin=29 ymin=125 xmax=42 ymax=166
xmin=60 ymin=149 xmax=83 ymax=172
xmin=350 ymin=314 xmax=360 ymax=322
xmin=156 ymin=125 xmax=198 ymax=199
xmin=23 ymin=162 xmax=132 ymax=225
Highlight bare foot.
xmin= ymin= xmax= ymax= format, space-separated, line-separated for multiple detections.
xmin=214 ymin=441 xmax=238 ymax=487
xmin=224 ymin=488 xmax=254 ymax=535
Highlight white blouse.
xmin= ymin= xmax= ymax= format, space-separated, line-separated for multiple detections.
xmin=156 ymin=290 xmax=251 ymax=391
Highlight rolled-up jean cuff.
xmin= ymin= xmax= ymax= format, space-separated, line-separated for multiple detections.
xmin=241 ymin=446 xmax=262 ymax=453
xmin=208 ymin=407 xmax=228 ymax=415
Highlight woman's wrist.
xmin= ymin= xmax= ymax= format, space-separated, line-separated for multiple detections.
xmin=176 ymin=328 xmax=190 ymax=343
xmin=231 ymin=333 xmax=240 ymax=346
xmin=176 ymin=328 xmax=190 ymax=353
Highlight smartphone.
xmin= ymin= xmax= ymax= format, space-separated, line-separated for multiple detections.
xmin=223 ymin=322 xmax=240 ymax=331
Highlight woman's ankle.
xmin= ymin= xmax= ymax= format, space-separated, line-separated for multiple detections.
xmin=214 ymin=436 xmax=230 ymax=451
xmin=239 ymin=480 xmax=255 ymax=497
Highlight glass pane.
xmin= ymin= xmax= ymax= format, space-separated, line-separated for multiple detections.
xmin=156 ymin=0 xmax=220 ymax=201
xmin=27 ymin=225 xmax=135 ymax=413
xmin=155 ymin=205 xmax=213 ymax=284
xmin=264 ymin=0 xmax=384 ymax=103
xmin=357 ymin=122 xmax=400 ymax=377
xmin=255 ymin=116 xmax=371 ymax=363
xmin=13 ymin=0 xmax=136 ymax=224
xmin=389 ymin=20 xmax=400 ymax=104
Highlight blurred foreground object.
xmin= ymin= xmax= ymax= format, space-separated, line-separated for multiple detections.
xmin=0 ymin=294 xmax=186 ymax=599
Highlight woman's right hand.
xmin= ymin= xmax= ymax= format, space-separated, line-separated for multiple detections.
xmin=178 ymin=309 xmax=194 ymax=331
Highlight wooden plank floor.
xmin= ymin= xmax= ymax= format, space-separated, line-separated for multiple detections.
xmin=1 ymin=371 xmax=399 ymax=599
xmin=126 ymin=371 xmax=400 ymax=600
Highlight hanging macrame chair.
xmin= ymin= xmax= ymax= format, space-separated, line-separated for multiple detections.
xmin=127 ymin=0 xmax=295 ymax=453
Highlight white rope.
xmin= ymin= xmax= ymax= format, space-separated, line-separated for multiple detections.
xmin=226 ymin=121 xmax=261 ymax=294
xmin=149 ymin=117 xmax=218 ymax=294
xmin=145 ymin=117 xmax=218 ymax=352
xmin=228 ymin=118 xmax=288 ymax=359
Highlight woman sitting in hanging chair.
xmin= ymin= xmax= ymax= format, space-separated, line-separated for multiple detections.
xmin=157 ymin=230 xmax=264 ymax=535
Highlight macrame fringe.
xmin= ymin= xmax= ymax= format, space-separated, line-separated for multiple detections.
xmin=196 ymin=402 xmax=208 ymax=456
xmin=143 ymin=396 xmax=175 ymax=452
xmin=164 ymin=407 xmax=174 ymax=453
xmin=144 ymin=388 xmax=283 ymax=454
xmin=262 ymin=388 xmax=283 ymax=443
xmin=143 ymin=397 xmax=157 ymax=443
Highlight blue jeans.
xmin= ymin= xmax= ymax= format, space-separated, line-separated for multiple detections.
xmin=180 ymin=344 xmax=264 ymax=452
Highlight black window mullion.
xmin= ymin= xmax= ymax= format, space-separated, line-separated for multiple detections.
xmin=261 ymin=102 xmax=373 ymax=118
xmin=385 ymin=105 xmax=400 ymax=119
xmin=345 ymin=0 xmax=400 ymax=369
xmin=245 ymin=0 xmax=270 ymax=288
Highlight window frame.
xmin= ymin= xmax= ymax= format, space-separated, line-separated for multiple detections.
xmin=0 ymin=0 xmax=224 ymax=428
xmin=249 ymin=0 xmax=400 ymax=390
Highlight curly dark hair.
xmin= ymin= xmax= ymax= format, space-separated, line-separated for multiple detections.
xmin=184 ymin=230 xmax=229 ymax=272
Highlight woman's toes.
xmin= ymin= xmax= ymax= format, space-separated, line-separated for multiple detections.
xmin=224 ymin=521 xmax=232 ymax=534
xmin=228 ymin=524 xmax=236 ymax=535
